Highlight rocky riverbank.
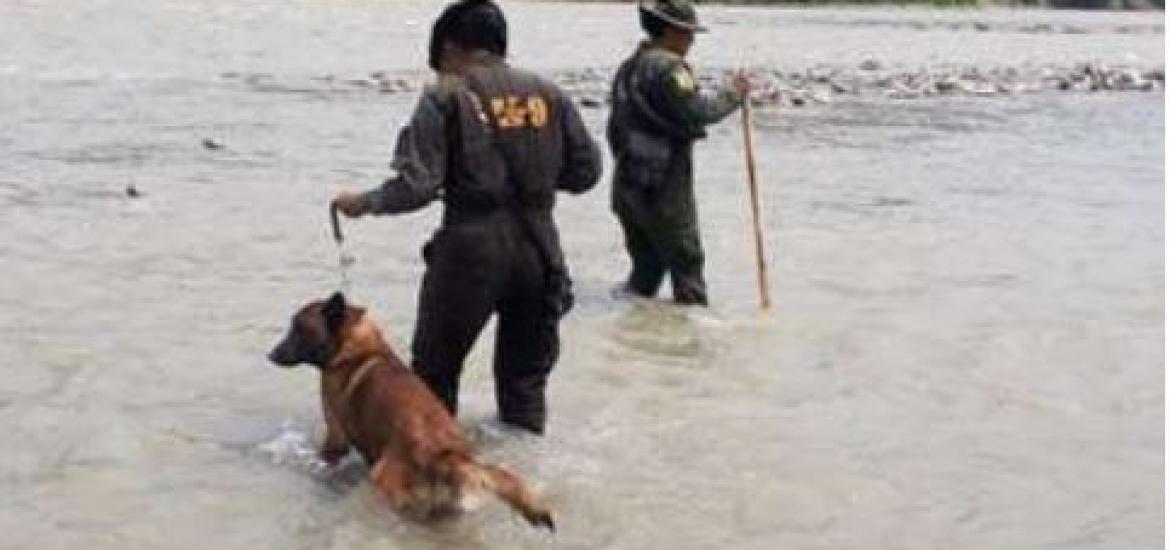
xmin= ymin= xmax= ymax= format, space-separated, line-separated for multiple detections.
xmin=220 ymin=60 xmax=1164 ymax=110
xmin=704 ymin=60 xmax=1165 ymax=107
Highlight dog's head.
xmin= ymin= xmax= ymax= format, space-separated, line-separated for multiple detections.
xmin=268 ymin=292 xmax=359 ymax=369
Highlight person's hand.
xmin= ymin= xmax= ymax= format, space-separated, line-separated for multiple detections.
xmin=332 ymin=191 xmax=367 ymax=218
xmin=732 ymin=70 xmax=752 ymax=101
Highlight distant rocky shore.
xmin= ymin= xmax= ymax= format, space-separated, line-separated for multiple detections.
xmin=544 ymin=0 xmax=1164 ymax=9
xmin=221 ymin=60 xmax=1165 ymax=109
xmin=686 ymin=61 xmax=1164 ymax=108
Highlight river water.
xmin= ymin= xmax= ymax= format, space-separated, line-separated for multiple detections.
xmin=0 ymin=1 xmax=1163 ymax=549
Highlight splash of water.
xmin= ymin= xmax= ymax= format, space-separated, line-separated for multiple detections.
xmin=255 ymin=420 xmax=332 ymax=476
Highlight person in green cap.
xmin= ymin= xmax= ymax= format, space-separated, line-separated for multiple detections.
xmin=607 ymin=0 xmax=750 ymax=306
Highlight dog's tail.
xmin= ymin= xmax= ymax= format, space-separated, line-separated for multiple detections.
xmin=437 ymin=451 xmax=555 ymax=532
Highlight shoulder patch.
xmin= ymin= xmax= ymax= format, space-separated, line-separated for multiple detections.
xmin=672 ymin=68 xmax=696 ymax=92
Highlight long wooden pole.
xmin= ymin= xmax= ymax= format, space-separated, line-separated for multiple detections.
xmin=740 ymin=100 xmax=772 ymax=311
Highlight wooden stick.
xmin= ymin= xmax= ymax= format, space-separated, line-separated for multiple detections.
xmin=329 ymin=203 xmax=344 ymax=244
xmin=740 ymin=100 xmax=772 ymax=311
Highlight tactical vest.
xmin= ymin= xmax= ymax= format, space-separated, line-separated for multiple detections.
xmin=443 ymin=60 xmax=566 ymax=217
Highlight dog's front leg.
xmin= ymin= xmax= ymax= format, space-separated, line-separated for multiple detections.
xmin=319 ymin=389 xmax=351 ymax=465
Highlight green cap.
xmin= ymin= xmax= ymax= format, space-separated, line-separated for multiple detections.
xmin=638 ymin=0 xmax=708 ymax=33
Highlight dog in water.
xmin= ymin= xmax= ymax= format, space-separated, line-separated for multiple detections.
xmin=268 ymin=292 xmax=554 ymax=530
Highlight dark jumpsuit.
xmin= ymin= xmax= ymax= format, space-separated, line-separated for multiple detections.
xmin=360 ymin=54 xmax=601 ymax=434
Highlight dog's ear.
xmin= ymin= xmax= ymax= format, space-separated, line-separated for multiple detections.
xmin=323 ymin=292 xmax=348 ymax=334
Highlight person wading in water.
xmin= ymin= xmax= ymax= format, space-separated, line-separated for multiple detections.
xmin=332 ymin=0 xmax=602 ymax=434
xmin=607 ymin=0 xmax=750 ymax=306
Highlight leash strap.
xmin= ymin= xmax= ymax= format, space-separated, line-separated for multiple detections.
xmin=341 ymin=357 xmax=379 ymax=402
xmin=329 ymin=204 xmax=356 ymax=293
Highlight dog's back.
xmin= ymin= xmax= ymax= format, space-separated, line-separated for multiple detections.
xmin=345 ymin=340 xmax=554 ymax=529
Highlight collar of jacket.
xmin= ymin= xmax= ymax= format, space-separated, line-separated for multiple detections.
xmin=468 ymin=50 xmax=506 ymax=68
xmin=638 ymin=41 xmax=685 ymax=61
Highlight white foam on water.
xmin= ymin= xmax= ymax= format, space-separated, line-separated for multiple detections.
xmin=683 ymin=307 xmax=730 ymax=329
xmin=255 ymin=420 xmax=332 ymax=476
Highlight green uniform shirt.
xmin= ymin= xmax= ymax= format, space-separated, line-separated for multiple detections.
xmin=608 ymin=42 xmax=742 ymax=148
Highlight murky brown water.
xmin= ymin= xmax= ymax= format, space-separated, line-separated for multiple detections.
xmin=0 ymin=1 xmax=1163 ymax=549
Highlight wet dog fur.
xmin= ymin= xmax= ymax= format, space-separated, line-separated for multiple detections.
xmin=268 ymin=292 xmax=554 ymax=530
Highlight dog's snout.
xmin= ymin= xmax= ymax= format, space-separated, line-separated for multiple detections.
xmin=268 ymin=340 xmax=298 ymax=367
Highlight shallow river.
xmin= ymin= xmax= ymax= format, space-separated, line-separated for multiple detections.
xmin=0 ymin=1 xmax=1163 ymax=549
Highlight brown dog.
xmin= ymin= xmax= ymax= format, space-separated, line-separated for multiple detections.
xmin=268 ymin=292 xmax=554 ymax=530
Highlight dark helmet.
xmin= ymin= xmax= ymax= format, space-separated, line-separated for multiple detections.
xmin=428 ymin=0 xmax=508 ymax=71
xmin=638 ymin=0 xmax=707 ymax=33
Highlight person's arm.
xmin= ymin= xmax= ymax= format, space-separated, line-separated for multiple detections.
xmin=334 ymin=83 xmax=454 ymax=218
xmin=359 ymin=85 xmax=450 ymax=215
xmin=657 ymin=62 xmax=746 ymax=131
xmin=555 ymin=92 xmax=602 ymax=194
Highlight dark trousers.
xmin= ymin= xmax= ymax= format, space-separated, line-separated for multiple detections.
xmin=612 ymin=184 xmax=708 ymax=306
xmin=410 ymin=220 xmax=559 ymax=434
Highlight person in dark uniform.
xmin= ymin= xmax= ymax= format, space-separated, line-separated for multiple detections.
xmin=608 ymin=0 xmax=750 ymax=306
xmin=332 ymin=0 xmax=602 ymax=435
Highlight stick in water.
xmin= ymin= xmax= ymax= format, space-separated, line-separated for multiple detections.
xmin=330 ymin=203 xmax=344 ymax=245
xmin=740 ymin=99 xmax=772 ymax=312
